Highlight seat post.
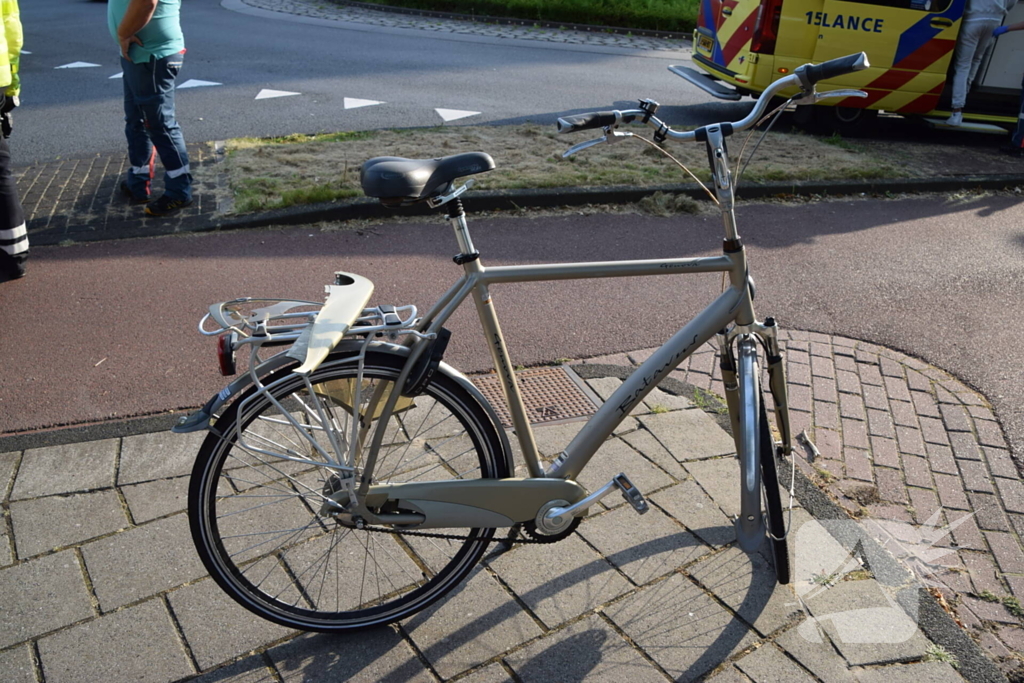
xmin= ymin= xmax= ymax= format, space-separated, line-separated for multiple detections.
xmin=446 ymin=198 xmax=480 ymax=267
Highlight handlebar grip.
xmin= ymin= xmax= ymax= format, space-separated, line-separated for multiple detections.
xmin=799 ymin=52 xmax=870 ymax=87
xmin=556 ymin=111 xmax=620 ymax=133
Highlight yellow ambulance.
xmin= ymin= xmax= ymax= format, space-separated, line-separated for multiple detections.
xmin=673 ymin=0 xmax=1024 ymax=133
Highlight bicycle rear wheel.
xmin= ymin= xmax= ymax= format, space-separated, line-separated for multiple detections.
xmin=188 ymin=350 xmax=509 ymax=632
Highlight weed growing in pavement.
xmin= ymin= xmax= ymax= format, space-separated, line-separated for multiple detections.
xmin=650 ymin=404 xmax=670 ymax=414
xmin=812 ymin=572 xmax=839 ymax=586
xmin=1002 ymin=596 xmax=1023 ymax=618
xmin=980 ymin=590 xmax=1000 ymax=602
xmin=924 ymin=644 xmax=959 ymax=669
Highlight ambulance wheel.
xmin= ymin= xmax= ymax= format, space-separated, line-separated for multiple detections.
xmin=816 ymin=106 xmax=878 ymax=137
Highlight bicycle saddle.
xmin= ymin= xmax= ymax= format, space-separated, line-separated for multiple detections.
xmin=361 ymin=152 xmax=495 ymax=205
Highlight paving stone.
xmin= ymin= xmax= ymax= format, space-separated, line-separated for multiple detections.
xmin=859 ymin=363 xmax=884 ymax=387
xmin=403 ymin=568 xmax=541 ymax=679
xmin=118 ymin=430 xmax=205 ymax=484
xmin=961 ymin=551 xmax=1008 ymax=597
xmin=985 ymin=531 xmax=1024 ymax=574
xmin=121 ymin=475 xmax=190 ymax=523
xmin=81 ymin=513 xmax=207 ymax=611
xmin=11 ymin=439 xmax=118 ymax=500
xmin=895 ymin=426 xmax=927 ymax=457
xmin=790 ymin=384 xmax=812 ymax=411
xmin=789 ymin=365 xmax=812 ymax=388
xmin=814 ymin=401 xmax=839 ymax=430
xmin=926 ymin=443 xmax=959 ymax=475
xmin=0 ymin=450 xmax=18 ymax=497
xmin=532 ymin=420 xmax=584 ymax=458
xmin=705 ymin=665 xmax=753 ymax=682
xmin=961 ymin=595 xmax=1019 ymax=624
xmin=650 ymin=478 xmax=735 ymax=548
xmin=188 ymin=655 xmax=277 ymax=683
xmin=845 ymin=449 xmax=874 ymax=483
xmin=889 ymin=400 xmax=918 ymax=429
xmin=576 ymin=437 xmax=673 ymax=503
xmin=947 ymin=512 xmax=987 ymax=551
xmin=0 ymin=643 xmax=38 ymax=683
xmin=812 ymin=376 xmax=838 ymax=403
xmin=505 ymin=614 xmax=665 ymax=683
xmin=934 ymin=474 xmax=970 ymax=511
xmin=800 ymin=579 xmax=930 ymax=666
xmin=734 ymin=642 xmax=814 ymax=682
xmin=168 ymin=578 xmax=295 ymax=670
xmin=974 ymin=419 xmax=1007 ymax=449
xmin=995 ymin=476 xmax=1024 ymax=515
xmin=685 ymin=457 xmax=744 ymax=518
xmin=578 ymin=505 xmax=708 ymax=585
xmin=775 ymin=621 xmax=856 ymax=682
xmin=953 ymin=460 xmax=994 ymax=497
xmin=911 ymin=391 xmax=941 ymax=419
xmin=37 ymin=598 xmax=193 ymax=682
xmin=604 ymin=571 xmax=755 ymax=681
xmin=884 ymin=376 xmax=913 ymax=403
xmin=814 ymin=428 xmax=843 ymax=459
xmin=638 ymin=409 xmax=736 ymax=461
xmin=984 ymin=448 xmax=1020 ymax=480
xmin=0 ymin=522 xmax=12 ymax=566
xmin=871 ymin=437 xmax=901 ymax=469
xmin=937 ymin=404 xmax=971 ymax=433
xmin=901 ymin=455 xmax=932 ymax=489
xmin=621 ymin=428 xmax=687 ymax=480
xmin=0 ymin=549 xmax=94 ymax=648
xmin=996 ymin=624 xmax=1024 ymax=651
xmin=689 ymin=545 xmax=800 ymax=636
xmin=9 ymin=489 xmax=128 ymax=558
xmin=864 ymin=503 xmax=914 ymax=524
xmin=907 ymin=487 xmax=943 ymax=526
xmin=967 ymin=492 xmax=1009 ymax=531
xmin=488 ymin=533 xmax=629 ymax=628
xmin=1004 ymin=573 xmax=1024 ymax=599
xmin=874 ymin=467 xmax=908 ymax=505
xmin=867 ymin=409 xmax=895 ymax=439
xmin=457 ymin=662 xmax=516 ymax=683
xmin=840 ymin=417 xmax=868 ymax=449
xmin=978 ymin=630 xmax=1014 ymax=659
xmin=948 ymin=432 xmax=982 ymax=462
xmin=853 ymin=661 xmax=964 ymax=683
xmin=269 ymin=627 xmax=432 ymax=682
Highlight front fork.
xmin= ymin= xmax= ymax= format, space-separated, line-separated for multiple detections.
xmin=717 ymin=318 xmax=793 ymax=552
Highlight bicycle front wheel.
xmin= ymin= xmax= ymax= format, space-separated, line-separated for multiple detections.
xmin=736 ymin=340 xmax=791 ymax=584
xmin=189 ymin=350 xmax=509 ymax=632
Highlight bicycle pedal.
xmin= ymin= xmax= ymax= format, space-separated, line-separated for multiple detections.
xmin=613 ymin=473 xmax=649 ymax=514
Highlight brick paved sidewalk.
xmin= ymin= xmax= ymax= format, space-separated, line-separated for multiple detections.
xmin=2 ymin=332 xmax=1019 ymax=682
xmin=15 ymin=142 xmax=223 ymax=247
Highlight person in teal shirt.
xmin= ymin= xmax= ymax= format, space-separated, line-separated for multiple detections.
xmin=108 ymin=0 xmax=192 ymax=216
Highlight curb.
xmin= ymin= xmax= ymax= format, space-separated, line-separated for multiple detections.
xmin=28 ymin=174 xmax=1024 ymax=247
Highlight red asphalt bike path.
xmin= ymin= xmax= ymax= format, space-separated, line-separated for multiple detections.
xmin=2 ymin=193 xmax=1023 ymax=472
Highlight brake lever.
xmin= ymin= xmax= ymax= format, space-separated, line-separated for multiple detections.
xmin=791 ymin=88 xmax=866 ymax=106
xmin=562 ymin=130 xmax=635 ymax=158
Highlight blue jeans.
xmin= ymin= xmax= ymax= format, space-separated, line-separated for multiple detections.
xmin=122 ymin=52 xmax=191 ymax=201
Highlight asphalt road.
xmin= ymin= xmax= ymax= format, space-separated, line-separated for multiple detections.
xmin=2 ymin=194 xmax=1023 ymax=467
xmin=14 ymin=0 xmax=736 ymax=164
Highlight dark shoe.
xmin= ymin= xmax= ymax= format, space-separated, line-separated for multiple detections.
xmin=0 ymin=254 xmax=25 ymax=279
xmin=1000 ymin=145 xmax=1024 ymax=157
xmin=120 ymin=181 xmax=150 ymax=204
xmin=145 ymin=195 xmax=194 ymax=217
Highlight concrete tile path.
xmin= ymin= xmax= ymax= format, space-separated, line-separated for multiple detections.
xmin=3 ymin=330 xmax=1020 ymax=681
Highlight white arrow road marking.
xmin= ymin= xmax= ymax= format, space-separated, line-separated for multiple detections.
xmin=110 ymin=72 xmax=123 ymax=79
xmin=179 ymin=79 xmax=223 ymax=89
xmin=344 ymin=97 xmax=385 ymax=109
xmin=255 ymin=89 xmax=300 ymax=100
xmin=55 ymin=62 xmax=100 ymax=69
xmin=435 ymin=108 xmax=480 ymax=122
xmin=20 ymin=50 xmax=30 ymax=55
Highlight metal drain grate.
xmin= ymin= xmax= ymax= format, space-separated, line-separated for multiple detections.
xmin=472 ymin=365 xmax=600 ymax=427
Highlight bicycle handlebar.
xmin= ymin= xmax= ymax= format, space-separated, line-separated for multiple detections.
xmin=555 ymin=52 xmax=869 ymax=142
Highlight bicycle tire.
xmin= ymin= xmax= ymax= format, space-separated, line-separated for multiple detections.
xmin=758 ymin=396 xmax=791 ymax=584
xmin=188 ymin=350 xmax=509 ymax=632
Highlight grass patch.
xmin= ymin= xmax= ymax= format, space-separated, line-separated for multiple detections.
xmin=362 ymin=0 xmax=700 ymax=33
xmin=207 ymin=123 xmax=908 ymax=215
xmin=923 ymin=643 xmax=959 ymax=669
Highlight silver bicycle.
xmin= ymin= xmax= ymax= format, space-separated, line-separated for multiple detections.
xmin=175 ymin=52 xmax=870 ymax=632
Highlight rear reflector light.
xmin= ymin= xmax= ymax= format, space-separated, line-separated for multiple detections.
xmin=217 ymin=334 xmax=237 ymax=376
xmin=751 ymin=0 xmax=783 ymax=54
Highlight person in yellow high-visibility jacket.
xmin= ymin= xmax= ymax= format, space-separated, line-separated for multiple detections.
xmin=0 ymin=0 xmax=25 ymax=280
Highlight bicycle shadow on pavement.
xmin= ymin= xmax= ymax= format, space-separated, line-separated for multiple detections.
xmin=228 ymin=528 xmax=784 ymax=682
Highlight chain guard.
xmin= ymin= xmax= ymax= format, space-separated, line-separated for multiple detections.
xmin=359 ymin=520 xmax=579 ymax=545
